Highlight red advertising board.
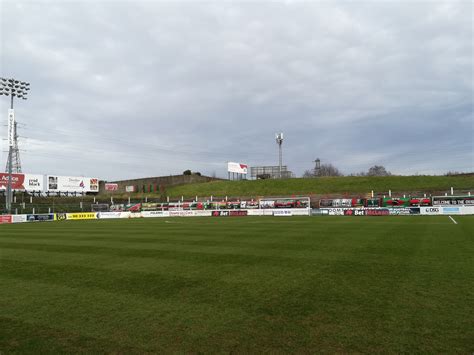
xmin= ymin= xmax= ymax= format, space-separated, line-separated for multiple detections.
xmin=105 ymin=183 xmax=119 ymax=191
xmin=0 ymin=215 xmax=12 ymax=224
xmin=0 ymin=173 xmax=26 ymax=189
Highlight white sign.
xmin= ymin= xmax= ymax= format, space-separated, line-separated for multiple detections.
xmin=8 ymin=109 xmax=14 ymax=147
xmin=47 ymin=175 xmax=99 ymax=193
xmin=227 ymin=162 xmax=248 ymax=174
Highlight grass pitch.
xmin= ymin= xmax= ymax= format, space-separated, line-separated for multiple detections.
xmin=1 ymin=216 xmax=473 ymax=353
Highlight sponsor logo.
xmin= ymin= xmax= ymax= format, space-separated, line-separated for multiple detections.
xmin=56 ymin=213 xmax=67 ymax=221
xmin=0 ymin=215 xmax=12 ymax=224
xmin=66 ymin=213 xmax=97 ymax=220
xmin=366 ymin=209 xmax=390 ymax=216
xmin=442 ymin=207 xmax=460 ymax=214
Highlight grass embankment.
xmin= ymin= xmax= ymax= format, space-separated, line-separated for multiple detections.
xmin=164 ymin=175 xmax=474 ymax=198
xmin=1 ymin=216 xmax=473 ymax=352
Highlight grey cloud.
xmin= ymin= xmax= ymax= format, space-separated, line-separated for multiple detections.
xmin=0 ymin=0 xmax=472 ymax=179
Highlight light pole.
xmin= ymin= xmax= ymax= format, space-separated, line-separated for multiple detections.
xmin=0 ymin=77 xmax=30 ymax=214
xmin=275 ymin=133 xmax=283 ymax=179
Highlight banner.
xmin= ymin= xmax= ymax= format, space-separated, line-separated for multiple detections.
xmin=381 ymin=198 xmax=411 ymax=207
xmin=212 ymin=210 xmax=248 ymax=217
xmin=387 ymin=208 xmax=420 ymax=215
xmin=432 ymin=196 xmax=474 ymax=206
xmin=105 ymin=183 xmax=118 ymax=191
xmin=125 ymin=185 xmax=135 ymax=192
xmin=97 ymin=212 xmax=123 ymax=219
xmin=66 ymin=212 xmax=98 ymax=220
xmin=227 ymin=162 xmax=248 ymax=174
xmin=47 ymin=176 xmax=99 ymax=193
xmin=273 ymin=210 xmax=292 ymax=216
xmin=26 ymin=214 xmax=55 ymax=222
xmin=0 ymin=215 xmax=12 ymax=224
xmin=141 ymin=211 xmax=170 ymax=218
xmin=12 ymin=215 xmax=27 ymax=223
xmin=0 ymin=173 xmax=44 ymax=191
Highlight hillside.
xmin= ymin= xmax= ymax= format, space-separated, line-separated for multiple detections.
xmin=164 ymin=175 xmax=474 ymax=198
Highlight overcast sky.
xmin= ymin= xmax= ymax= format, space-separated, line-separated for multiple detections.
xmin=0 ymin=0 xmax=472 ymax=180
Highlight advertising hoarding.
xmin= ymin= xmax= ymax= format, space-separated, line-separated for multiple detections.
xmin=0 ymin=173 xmax=44 ymax=191
xmin=125 ymin=185 xmax=135 ymax=192
xmin=105 ymin=183 xmax=118 ymax=191
xmin=26 ymin=214 xmax=55 ymax=222
xmin=432 ymin=196 xmax=474 ymax=206
xmin=47 ymin=176 xmax=99 ymax=193
xmin=227 ymin=162 xmax=248 ymax=174
xmin=66 ymin=213 xmax=98 ymax=220
xmin=0 ymin=215 xmax=12 ymax=224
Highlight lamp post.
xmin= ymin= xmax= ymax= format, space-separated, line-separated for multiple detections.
xmin=0 ymin=77 xmax=30 ymax=214
xmin=275 ymin=133 xmax=283 ymax=179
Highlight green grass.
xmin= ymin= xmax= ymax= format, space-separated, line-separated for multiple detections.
xmin=164 ymin=175 xmax=474 ymax=198
xmin=1 ymin=216 xmax=473 ymax=353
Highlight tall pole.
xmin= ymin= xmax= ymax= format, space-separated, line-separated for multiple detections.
xmin=6 ymin=95 xmax=14 ymax=213
xmin=275 ymin=133 xmax=283 ymax=179
xmin=1 ymin=77 xmax=30 ymax=214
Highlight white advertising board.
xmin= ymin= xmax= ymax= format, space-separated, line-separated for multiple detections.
xmin=97 ymin=212 xmax=123 ymax=219
xmin=0 ymin=173 xmax=44 ymax=191
xmin=141 ymin=211 xmax=170 ymax=218
xmin=227 ymin=162 xmax=248 ymax=174
xmin=47 ymin=175 xmax=99 ymax=193
xmin=12 ymin=214 xmax=27 ymax=223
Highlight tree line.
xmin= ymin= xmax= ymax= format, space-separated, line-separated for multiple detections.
xmin=303 ymin=164 xmax=391 ymax=177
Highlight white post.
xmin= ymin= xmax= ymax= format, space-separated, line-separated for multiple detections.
xmin=80 ymin=201 xmax=83 ymax=209
xmin=93 ymin=196 xmax=96 ymax=203
xmin=403 ymin=194 xmax=405 ymax=198
xmin=32 ymin=207 xmax=35 ymax=214
xmin=211 ymin=195 xmax=213 ymax=202
xmin=383 ymin=195 xmax=386 ymax=199
xmin=226 ymin=196 xmax=228 ymax=201
xmin=14 ymin=196 xmax=16 ymax=203
xmin=128 ymin=196 xmax=131 ymax=204
xmin=22 ymin=202 xmax=25 ymax=208
xmin=469 ymin=192 xmax=471 ymax=196
xmin=167 ymin=196 xmax=169 ymax=202
xmin=371 ymin=190 xmax=374 ymax=198
xmin=30 ymin=196 xmax=33 ymax=203
xmin=181 ymin=195 xmax=184 ymax=202
xmin=195 ymin=195 xmax=198 ymax=202
xmin=424 ymin=193 xmax=426 ymax=198
xmin=445 ymin=192 xmax=448 ymax=196
xmin=15 ymin=208 xmax=18 ymax=215
xmin=145 ymin=196 xmax=148 ymax=202
xmin=48 ymin=207 xmax=51 ymax=214
xmin=451 ymin=187 xmax=454 ymax=195
xmin=389 ymin=189 xmax=391 ymax=197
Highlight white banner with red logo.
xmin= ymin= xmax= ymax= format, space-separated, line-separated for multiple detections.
xmin=227 ymin=162 xmax=248 ymax=174
xmin=47 ymin=175 xmax=99 ymax=193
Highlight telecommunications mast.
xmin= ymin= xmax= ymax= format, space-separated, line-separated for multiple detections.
xmin=275 ymin=133 xmax=283 ymax=179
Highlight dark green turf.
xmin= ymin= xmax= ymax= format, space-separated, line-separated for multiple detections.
xmin=1 ymin=216 xmax=473 ymax=353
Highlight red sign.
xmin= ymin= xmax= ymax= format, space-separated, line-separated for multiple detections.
xmin=0 ymin=173 xmax=26 ymax=190
xmin=105 ymin=183 xmax=119 ymax=191
xmin=0 ymin=215 xmax=12 ymax=224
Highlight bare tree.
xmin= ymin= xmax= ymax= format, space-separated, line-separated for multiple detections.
xmin=367 ymin=165 xmax=391 ymax=176
xmin=303 ymin=164 xmax=343 ymax=177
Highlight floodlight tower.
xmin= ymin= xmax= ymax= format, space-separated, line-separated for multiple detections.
xmin=0 ymin=77 xmax=30 ymax=213
xmin=314 ymin=158 xmax=321 ymax=177
xmin=275 ymin=132 xmax=283 ymax=179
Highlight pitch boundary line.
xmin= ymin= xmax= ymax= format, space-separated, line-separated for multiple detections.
xmin=448 ymin=216 xmax=458 ymax=225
